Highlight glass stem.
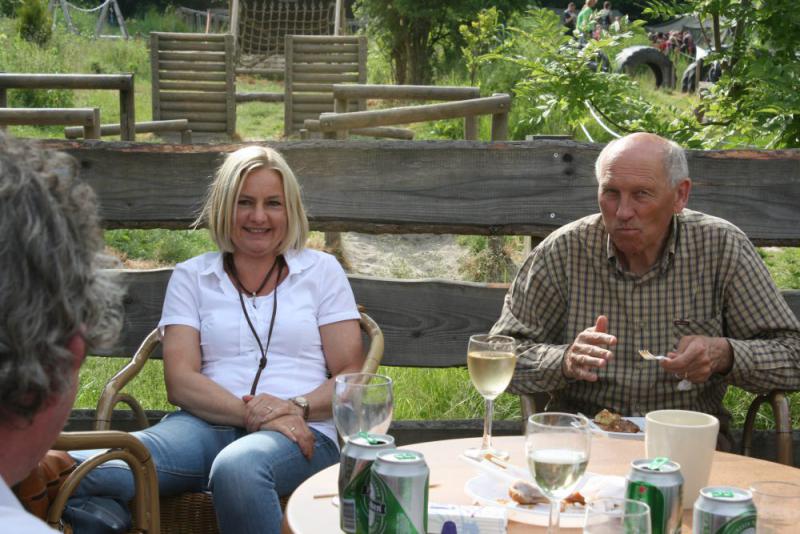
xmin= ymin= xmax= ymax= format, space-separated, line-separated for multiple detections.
xmin=481 ymin=397 xmax=494 ymax=451
xmin=548 ymin=498 xmax=560 ymax=533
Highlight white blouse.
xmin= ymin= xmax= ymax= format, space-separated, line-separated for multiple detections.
xmin=158 ymin=248 xmax=360 ymax=444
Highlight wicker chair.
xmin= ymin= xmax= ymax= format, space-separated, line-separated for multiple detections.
xmin=90 ymin=310 xmax=384 ymax=534
xmin=48 ymin=431 xmax=160 ymax=533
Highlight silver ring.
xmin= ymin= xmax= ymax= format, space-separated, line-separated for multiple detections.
xmin=289 ymin=426 xmax=296 ymax=433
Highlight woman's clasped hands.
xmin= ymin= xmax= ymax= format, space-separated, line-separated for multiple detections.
xmin=243 ymin=393 xmax=315 ymax=459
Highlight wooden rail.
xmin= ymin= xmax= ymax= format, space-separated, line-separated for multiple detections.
xmin=318 ymin=94 xmax=510 ymax=141
xmin=64 ymin=119 xmax=192 ymax=143
xmin=0 ymin=73 xmax=135 ymax=140
xmin=0 ymin=108 xmax=100 ymax=139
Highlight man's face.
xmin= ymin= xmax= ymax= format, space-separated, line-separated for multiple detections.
xmin=597 ymin=141 xmax=689 ymax=269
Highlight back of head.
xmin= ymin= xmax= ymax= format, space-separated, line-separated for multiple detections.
xmin=0 ymin=133 xmax=123 ymax=425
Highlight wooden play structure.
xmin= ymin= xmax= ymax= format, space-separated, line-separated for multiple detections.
xmin=230 ymin=0 xmax=340 ymax=72
xmin=150 ymin=32 xmax=237 ymax=137
xmin=48 ymin=0 xmax=128 ymax=39
xmin=283 ymin=34 xmax=366 ymax=136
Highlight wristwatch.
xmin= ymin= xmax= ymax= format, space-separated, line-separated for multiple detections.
xmin=290 ymin=396 xmax=310 ymax=420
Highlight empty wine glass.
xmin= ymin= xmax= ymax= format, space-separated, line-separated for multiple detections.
xmin=332 ymin=373 xmax=393 ymax=442
xmin=583 ymin=498 xmax=651 ymax=534
xmin=526 ymin=412 xmax=592 ymax=534
xmin=465 ymin=334 xmax=516 ymax=461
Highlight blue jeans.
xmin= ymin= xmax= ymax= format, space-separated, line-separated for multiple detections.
xmin=70 ymin=410 xmax=339 ymax=534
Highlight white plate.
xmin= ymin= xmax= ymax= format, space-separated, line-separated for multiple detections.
xmin=590 ymin=416 xmax=646 ymax=440
xmin=464 ymin=472 xmax=625 ymax=527
xmin=459 ymin=453 xmax=532 ymax=484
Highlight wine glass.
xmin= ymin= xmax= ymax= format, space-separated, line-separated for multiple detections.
xmin=526 ymin=412 xmax=592 ymax=534
xmin=465 ymin=334 xmax=516 ymax=461
xmin=332 ymin=373 xmax=393 ymax=442
xmin=583 ymin=498 xmax=651 ymax=534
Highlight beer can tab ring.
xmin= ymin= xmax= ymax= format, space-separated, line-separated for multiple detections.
xmin=647 ymin=457 xmax=670 ymax=471
xmin=711 ymin=490 xmax=736 ymax=498
xmin=356 ymin=431 xmax=379 ymax=445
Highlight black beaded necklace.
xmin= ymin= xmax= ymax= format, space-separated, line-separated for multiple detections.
xmin=225 ymin=253 xmax=284 ymax=395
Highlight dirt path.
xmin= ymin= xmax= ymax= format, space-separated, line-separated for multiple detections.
xmin=339 ymin=232 xmax=471 ymax=280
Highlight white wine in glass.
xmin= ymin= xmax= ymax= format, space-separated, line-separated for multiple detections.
xmin=526 ymin=412 xmax=591 ymax=534
xmin=465 ymin=334 xmax=516 ymax=461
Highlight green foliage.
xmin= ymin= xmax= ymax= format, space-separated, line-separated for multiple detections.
xmin=460 ymin=7 xmax=503 ymax=86
xmin=644 ymin=0 xmax=800 ymax=148
xmin=105 ymin=229 xmax=217 ymax=265
xmin=0 ymin=0 xmax=19 ymax=16
xmin=85 ymin=37 xmax=150 ymax=78
xmin=354 ymin=0 xmax=527 ymax=85
xmin=17 ymin=0 xmax=51 ymax=45
xmin=125 ymin=6 xmax=189 ymax=36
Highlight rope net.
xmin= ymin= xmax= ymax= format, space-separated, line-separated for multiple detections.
xmin=237 ymin=0 xmax=335 ymax=67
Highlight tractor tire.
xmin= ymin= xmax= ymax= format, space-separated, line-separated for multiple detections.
xmin=615 ymin=45 xmax=676 ymax=89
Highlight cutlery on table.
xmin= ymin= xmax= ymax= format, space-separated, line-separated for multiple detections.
xmin=639 ymin=350 xmax=692 ymax=391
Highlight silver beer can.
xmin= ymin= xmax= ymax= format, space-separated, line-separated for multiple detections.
xmin=368 ymin=449 xmax=429 ymax=534
xmin=626 ymin=458 xmax=684 ymax=534
xmin=339 ymin=433 xmax=396 ymax=534
xmin=693 ymin=486 xmax=757 ymax=534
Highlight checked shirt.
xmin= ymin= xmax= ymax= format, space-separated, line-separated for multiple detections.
xmin=491 ymin=209 xmax=800 ymax=423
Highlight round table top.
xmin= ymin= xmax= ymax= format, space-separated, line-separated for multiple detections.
xmin=285 ymin=435 xmax=800 ymax=533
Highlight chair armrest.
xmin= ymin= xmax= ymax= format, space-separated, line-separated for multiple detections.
xmin=359 ymin=311 xmax=384 ymax=375
xmin=741 ymin=390 xmax=794 ymax=466
xmin=51 ymin=431 xmax=160 ymax=533
xmin=95 ymin=328 xmax=160 ymax=431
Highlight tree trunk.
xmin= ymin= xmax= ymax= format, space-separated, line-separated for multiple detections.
xmin=408 ymin=20 xmax=432 ymax=85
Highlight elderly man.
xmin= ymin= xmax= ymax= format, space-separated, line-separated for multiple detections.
xmin=491 ymin=132 xmax=800 ymax=444
xmin=0 ymin=133 xmax=122 ymax=531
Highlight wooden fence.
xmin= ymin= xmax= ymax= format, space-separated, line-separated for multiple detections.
xmin=0 ymin=73 xmax=135 ymax=140
xmin=0 ymin=108 xmax=100 ymax=139
xmin=301 ymin=84 xmax=482 ymax=140
xmin=64 ymin=119 xmax=192 ymax=144
xmin=42 ymin=140 xmax=800 ymax=457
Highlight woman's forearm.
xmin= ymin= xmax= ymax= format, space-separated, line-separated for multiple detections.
xmin=167 ymin=371 xmax=246 ymax=427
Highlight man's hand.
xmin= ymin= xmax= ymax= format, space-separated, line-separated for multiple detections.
xmin=242 ymin=393 xmax=302 ymax=433
xmin=562 ymin=315 xmax=617 ymax=382
xmin=660 ymin=336 xmax=733 ymax=383
xmin=261 ymin=414 xmax=316 ymax=460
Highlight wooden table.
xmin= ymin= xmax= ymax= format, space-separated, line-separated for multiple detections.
xmin=284 ymin=435 xmax=800 ymax=533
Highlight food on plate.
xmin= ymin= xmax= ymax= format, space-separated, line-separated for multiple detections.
xmin=508 ymin=479 xmax=549 ymax=505
xmin=507 ymin=479 xmax=585 ymax=507
xmin=594 ymin=409 xmax=641 ymax=433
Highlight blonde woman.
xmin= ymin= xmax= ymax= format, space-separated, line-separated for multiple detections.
xmin=70 ymin=146 xmax=363 ymax=533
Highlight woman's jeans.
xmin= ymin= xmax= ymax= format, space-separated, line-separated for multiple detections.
xmin=69 ymin=410 xmax=339 ymax=534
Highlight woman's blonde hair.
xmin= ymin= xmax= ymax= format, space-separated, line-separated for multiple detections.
xmin=195 ymin=146 xmax=308 ymax=254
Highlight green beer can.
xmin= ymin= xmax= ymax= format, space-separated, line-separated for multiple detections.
xmin=693 ymin=486 xmax=756 ymax=534
xmin=626 ymin=457 xmax=684 ymax=534
xmin=368 ymin=449 xmax=429 ymax=534
xmin=339 ymin=433 xmax=396 ymax=533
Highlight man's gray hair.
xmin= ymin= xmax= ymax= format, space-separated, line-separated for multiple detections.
xmin=0 ymin=133 xmax=123 ymax=424
xmin=595 ymin=134 xmax=689 ymax=187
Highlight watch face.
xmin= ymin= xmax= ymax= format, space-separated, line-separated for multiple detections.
xmin=294 ymin=396 xmax=308 ymax=407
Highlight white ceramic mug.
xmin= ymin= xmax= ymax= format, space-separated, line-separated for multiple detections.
xmin=645 ymin=410 xmax=719 ymax=509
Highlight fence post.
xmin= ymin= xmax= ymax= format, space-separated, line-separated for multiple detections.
xmin=120 ymin=75 xmax=135 ymax=141
xmin=84 ymin=108 xmax=101 ymax=140
xmin=490 ymin=93 xmax=509 ymax=142
xmin=464 ymin=116 xmax=478 ymax=140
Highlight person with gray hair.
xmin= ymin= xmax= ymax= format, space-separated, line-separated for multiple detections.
xmin=492 ymin=132 xmax=800 ymax=447
xmin=0 ymin=132 xmax=123 ymax=532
